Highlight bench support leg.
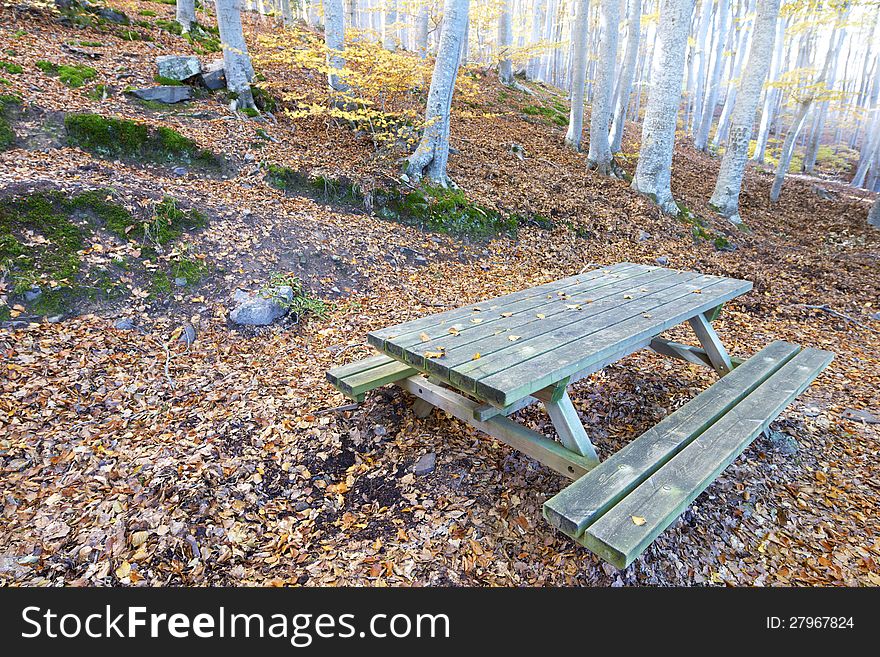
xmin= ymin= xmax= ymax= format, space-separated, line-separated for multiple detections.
xmin=688 ymin=313 xmax=733 ymax=376
xmin=535 ymin=389 xmax=600 ymax=465
xmin=412 ymin=398 xmax=434 ymax=418
xmin=396 ymin=376 xmax=595 ymax=479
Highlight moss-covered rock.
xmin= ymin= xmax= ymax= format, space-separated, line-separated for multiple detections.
xmin=36 ymin=60 xmax=97 ymax=88
xmin=0 ymin=93 xmax=21 ymax=151
xmin=64 ymin=113 xmax=223 ymax=170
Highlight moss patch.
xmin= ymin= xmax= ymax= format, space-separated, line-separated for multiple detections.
xmin=0 ymin=93 xmax=21 ymax=151
xmin=523 ymin=101 xmax=568 ymax=127
xmin=0 ymin=61 xmax=23 ymax=75
xmin=65 ymin=113 xmax=223 ymax=170
xmin=36 ymin=61 xmax=98 ymax=88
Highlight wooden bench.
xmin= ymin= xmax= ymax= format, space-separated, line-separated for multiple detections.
xmin=542 ymin=340 xmax=833 ymax=569
xmin=326 ymin=353 xmax=417 ymax=403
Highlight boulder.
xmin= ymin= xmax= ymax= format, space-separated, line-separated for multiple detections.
xmin=229 ymin=286 xmax=293 ymax=326
xmin=98 ymin=7 xmax=129 ymax=24
xmin=200 ymin=59 xmax=226 ymax=91
xmin=129 ymin=85 xmax=193 ymax=104
xmin=113 ymin=317 xmax=136 ymax=330
xmin=156 ymin=55 xmax=202 ymax=82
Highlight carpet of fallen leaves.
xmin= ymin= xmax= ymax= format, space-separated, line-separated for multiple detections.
xmin=0 ymin=3 xmax=878 ymax=587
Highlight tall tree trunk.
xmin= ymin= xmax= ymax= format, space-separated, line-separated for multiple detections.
xmin=281 ymin=0 xmax=294 ymax=25
xmin=869 ymin=196 xmax=880 ymax=228
xmin=632 ymin=0 xmax=695 ymax=213
xmin=407 ymin=0 xmax=470 ymax=185
xmin=177 ymin=0 xmax=197 ymax=32
xmin=802 ymin=27 xmax=847 ymax=173
xmin=587 ymin=0 xmax=620 ymax=172
xmin=416 ymin=3 xmax=430 ymax=58
xmin=529 ymin=0 xmax=547 ymax=79
xmin=609 ymin=0 xmax=641 ymax=152
xmin=383 ymin=0 xmax=398 ymax=50
xmin=709 ymin=0 xmax=780 ymax=222
xmin=711 ymin=0 xmax=755 ymax=149
xmin=325 ymin=0 xmax=347 ymax=92
xmin=852 ymin=58 xmax=880 ymax=188
xmin=215 ymin=0 xmax=255 ymax=109
xmin=751 ymin=13 xmax=786 ymax=163
xmin=689 ymin=0 xmax=712 ymax=136
xmin=498 ymin=0 xmax=513 ymax=84
xmin=565 ymin=0 xmax=591 ymax=150
xmin=694 ymin=0 xmax=730 ymax=151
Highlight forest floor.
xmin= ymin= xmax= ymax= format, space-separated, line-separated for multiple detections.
xmin=1 ymin=3 xmax=879 ymax=587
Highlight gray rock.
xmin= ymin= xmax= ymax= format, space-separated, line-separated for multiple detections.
xmin=413 ymin=452 xmax=436 ymax=476
xmin=172 ymin=166 xmax=188 ymax=177
xmin=655 ymin=256 xmax=669 ymax=266
xmin=229 ymin=286 xmax=293 ymax=326
xmin=841 ymin=408 xmax=880 ymax=424
xmin=637 ymin=230 xmax=651 ymax=242
xmin=23 ymin=288 xmax=42 ymax=302
xmin=98 ymin=7 xmax=129 ymax=24
xmin=129 ymin=85 xmax=192 ymax=104
xmin=113 ymin=317 xmax=136 ymax=330
xmin=294 ymin=501 xmax=311 ymax=512
xmin=200 ymin=59 xmax=226 ymax=90
xmin=373 ymin=425 xmax=387 ymax=437
xmin=156 ymin=55 xmax=201 ymax=82
xmin=766 ymin=430 xmax=798 ymax=456
xmin=873 ymin=312 xmax=880 ymax=321
xmin=174 ymin=276 xmax=188 ymax=287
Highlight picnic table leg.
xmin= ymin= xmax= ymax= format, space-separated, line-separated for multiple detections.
xmin=534 ymin=388 xmax=600 ymax=466
xmin=412 ymin=398 xmax=434 ymax=418
xmin=688 ymin=312 xmax=733 ymax=376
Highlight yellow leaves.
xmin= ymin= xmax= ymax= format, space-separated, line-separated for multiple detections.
xmin=623 ymin=294 xmax=634 ymax=300
xmin=566 ymin=303 xmax=582 ymax=310
xmin=448 ymin=327 xmax=460 ymax=336
xmin=419 ymin=332 xmax=430 ymax=342
xmin=815 ymin=471 xmax=829 ymax=484
xmin=327 ymin=481 xmax=349 ymax=494
xmin=424 ymin=347 xmax=446 ymax=359
xmin=500 ymin=312 xmax=514 ymax=317
xmin=692 ymin=289 xmax=702 ymax=294
xmin=130 ymin=531 xmax=149 ymax=548
xmin=631 ymin=515 xmax=647 ymax=526
xmin=115 ymin=561 xmax=131 ymax=579
xmin=471 ymin=352 xmax=481 ymax=360
xmin=470 ymin=317 xmax=483 ymax=324
xmin=508 ymin=335 xmax=521 ymax=342
xmin=536 ymin=313 xmax=545 ymax=319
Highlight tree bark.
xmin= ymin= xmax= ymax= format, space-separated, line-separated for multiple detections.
xmin=383 ymin=0 xmax=398 ymax=51
xmin=177 ymin=0 xmax=197 ymax=32
xmin=751 ymin=13 xmax=786 ymax=163
xmin=281 ymin=0 xmax=294 ymax=26
xmin=325 ymin=0 xmax=347 ymax=92
xmin=709 ymin=0 xmax=780 ymax=222
xmin=694 ymin=0 xmax=730 ymax=151
xmin=688 ymin=0 xmax=712 ymax=136
xmin=565 ymin=0 xmax=591 ymax=150
xmin=711 ymin=0 xmax=755 ymax=149
xmin=406 ymin=0 xmax=470 ymax=185
xmin=587 ymin=0 xmax=620 ymax=173
xmin=416 ymin=3 xmax=430 ymax=58
xmin=870 ymin=196 xmax=880 ymax=228
xmin=215 ymin=0 xmax=255 ymax=109
xmin=498 ymin=0 xmax=513 ymax=84
xmin=528 ymin=0 xmax=547 ymax=79
xmin=631 ymin=0 xmax=695 ymax=213
xmin=609 ymin=0 xmax=641 ymax=152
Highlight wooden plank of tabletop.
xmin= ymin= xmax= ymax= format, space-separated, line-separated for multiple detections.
xmin=473 ymin=276 xmax=752 ymax=405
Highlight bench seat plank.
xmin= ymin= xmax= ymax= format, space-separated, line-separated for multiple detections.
xmin=580 ymin=347 xmax=833 ymax=568
xmin=543 ymin=340 xmax=802 ymax=537
xmin=327 ymin=354 xmax=417 ymax=401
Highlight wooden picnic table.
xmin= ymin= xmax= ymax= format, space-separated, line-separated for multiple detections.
xmin=328 ymin=262 xmax=832 ymax=568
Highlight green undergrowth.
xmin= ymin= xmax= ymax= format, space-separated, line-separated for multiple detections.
xmin=261 ymin=272 xmax=327 ymax=320
xmin=0 ymin=189 xmax=212 ymax=318
xmin=64 ymin=113 xmax=223 ymax=171
xmin=0 ymin=61 xmax=23 ymax=75
xmin=36 ymin=60 xmax=97 ymax=88
xmin=679 ymin=206 xmax=735 ymax=251
xmin=522 ymin=99 xmax=568 ymax=127
xmin=0 ymin=93 xmax=22 ymax=150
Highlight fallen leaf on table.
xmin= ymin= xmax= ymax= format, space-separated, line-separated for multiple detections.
xmin=419 ymin=332 xmax=430 ymax=342
xmin=631 ymin=516 xmax=647 ymax=526
xmin=448 ymin=327 xmax=460 ymax=336
xmin=472 ymin=352 xmax=481 ymax=360
xmin=508 ymin=335 xmax=521 ymax=342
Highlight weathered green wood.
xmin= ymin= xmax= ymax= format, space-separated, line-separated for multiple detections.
xmin=326 ymin=353 xmax=395 ymax=382
xmin=473 ymin=396 xmax=537 ymax=421
xmin=412 ymin=398 xmax=434 ymax=418
xmin=367 ymin=262 xmax=640 ymax=351
xmin=473 ymin=276 xmax=752 ymax=405
xmin=538 ymin=390 xmax=599 ymax=464
xmin=580 ymin=347 xmax=834 ymax=569
xmin=396 ymin=376 xmax=595 ymax=479
xmin=382 ymin=265 xmax=667 ymax=363
xmin=649 ymin=338 xmax=715 ymax=368
xmin=329 ymin=358 xmax=417 ymax=400
xmin=542 ymin=340 xmax=802 ymax=537
xmin=411 ymin=269 xmax=690 ymax=375
xmin=688 ymin=312 xmax=733 ymax=375
xmin=706 ymin=304 xmax=725 ymax=322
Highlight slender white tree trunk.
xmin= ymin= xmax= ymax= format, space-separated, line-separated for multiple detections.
xmin=407 ymin=0 xmax=470 ymax=185
xmin=751 ymin=14 xmax=786 ymax=163
xmin=587 ymin=0 xmax=620 ymax=172
xmin=869 ymin=196 xmax=880 ymax=228
xmin=609 ymin=0 xmax=641 ymax=152
xmin=416 ymin=3 xmax=430 ymax=58
xmin=281 ymin=0 xmax=294 ymax=25
xmin=852 ymin=61 xmax=880 ymax=188
xmin=383 ymin=0 xmax=398 ymax=50
xmin=529 ymin=0 xmax=547 ymax=79
xmin=325 ymin=0 xmax=347 ymax=92
xmin=694 ymin=0 xmax=730 ymax=151
xmin=689 ymin=0 xmax=712 ymax=135
xmin=711 ymin=0 xmax=755 ymax=149
xmin=215 ymin=0 xmax=255 ymax=109
xmin=632 ymin=0 xmax=695 ymax=213
xmin=498 ymin=0 xmax=513 ymax=84
xmin=565 ymin=0 xmax=591 ymax=150
xmin=177 ymin=0 xmax=197 ymax=32
xmin=802 ymin=27 xmax=847 ymax=173
xmin=709 ymin=0 xmax=780 ymax=222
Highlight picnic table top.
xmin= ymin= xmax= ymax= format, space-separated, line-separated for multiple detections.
xmin=367 ymin=262 xmax=753 ymax=407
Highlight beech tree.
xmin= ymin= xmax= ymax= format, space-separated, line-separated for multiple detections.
xmin=631 ymin=0 xmax=695 ymax=213
xmin=565 ymin=0 xmax=591 ymax=151
xmin=384 ymin=0 xmax=399 ymax=51
xmin=587 ymin=0 xmax=620 ymax=173
xmin=177 ymin=0 xmax=196 ymax=33
xmin=694 ymin=0 xmax=730 ymax=152
xmin=325 ymin=0 xmax=347 ymax=92
xmin=870 ymin=196 xmax=880 ymax=228
xmin=609 ymin=0 xmax=642 ymax=153
xmin=215 ymin=0 xmax=256 ymax=110
xmin=407 ymin=0 xmax=471 ymax=184
xmin=709 ymin=0 xmax=781 ymax=222
xmin=498 ymin=0 xmax=514 ymax=85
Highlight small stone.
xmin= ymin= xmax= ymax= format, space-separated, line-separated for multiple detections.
xmin=637 ymin=230 xmax=651 ymax=242
xmin=229 ymin=286 xmax=293 ymax=326
xmin=412 ymin=452 xmax=436 ymax=476
xmin=244 ymin=152 xmax=255 ymax=162
xmin=129 ymin=85 xmax=192 ymax=104
xmin=174 ymin=277 xmax=188 ymax=287
xmin=294 ymin=501 xmax=311 ymax=512
xmin=23 ymin=288 xmax=42 ymax=302
xmin=766 ymin=430 xmax=798 ymax=456
xmin=113 ymin=317 xmax=136 ymax=330
xmin=655 ymin=256 xmax=669 ymax=266
xmin=172 ymin=166 xmax=188 ymax=177
xmin=200 ymin=59 xmax=226 ymax=90
xmin=47 ymin=315 xmax=63 ymax=323
xmin=156 ymin=55 xmax=201 ymax=82
xmin=872 ymin=312 xmax=880 ymax=321
xmin=373 ymin=425 xmax=387 ymax=437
